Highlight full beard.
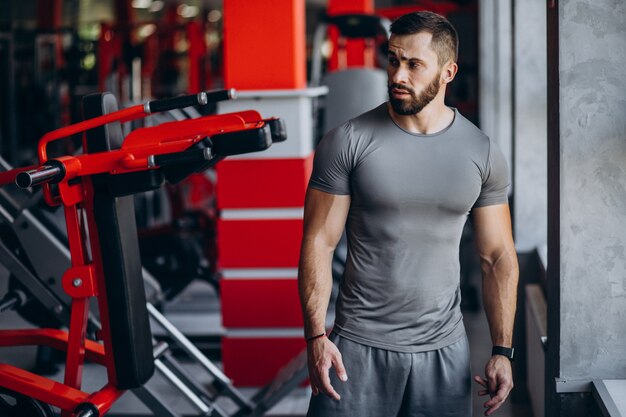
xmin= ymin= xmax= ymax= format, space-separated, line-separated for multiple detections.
xmin=388 ymin=74 xmax=441 ymax=116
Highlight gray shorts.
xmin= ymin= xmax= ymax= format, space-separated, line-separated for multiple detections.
xmin=306 ymin=332 xmax=472 ymax=417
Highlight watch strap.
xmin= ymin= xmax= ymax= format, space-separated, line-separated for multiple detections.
xmin=492 ymin=346 xmax=515 ymax=361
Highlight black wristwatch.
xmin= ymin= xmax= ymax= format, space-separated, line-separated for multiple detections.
xmin=492 ymin=346 xmax=515 ymax=361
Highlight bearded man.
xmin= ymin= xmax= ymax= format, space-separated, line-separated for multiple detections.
xmin=298 ymin=11 xmax=519 ymax=417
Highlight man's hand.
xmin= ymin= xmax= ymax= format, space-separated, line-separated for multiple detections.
xmin=473 ymin=355 xmax=514 ymax=416
xmin=307 ymin=336 xmax=348 ymax=400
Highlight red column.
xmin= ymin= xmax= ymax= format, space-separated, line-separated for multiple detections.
xmin=218 ymin=0 xmax=312 ymax=386
xmin=223 ymin=0 xmax=306 ymax=90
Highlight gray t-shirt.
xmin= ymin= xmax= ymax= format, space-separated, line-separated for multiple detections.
xmin=309 ymin=103 xmax=509 ymax=353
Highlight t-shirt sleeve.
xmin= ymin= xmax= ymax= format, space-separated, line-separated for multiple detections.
xmin=473 ymin=139 xmax=510 ymax=208
xmin=308 ymin=122 xmax=354 ymax=195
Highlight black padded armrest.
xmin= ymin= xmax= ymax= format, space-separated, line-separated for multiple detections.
xmin=161 ymin=125 xmax=273 ymax=184
xmin=210 ymin=125 xmax=272 ymax=156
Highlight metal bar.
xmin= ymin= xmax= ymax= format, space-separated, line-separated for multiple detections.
xmin=16 ymin=165 xmax=62 ymax=188
xmin=160 ymin=351 xmax=218 ymax=401
xmin=14 ymin=205 xmax=103 ymax=332
xmin=0 ymin=363 xmax=88 ymax=411
xmin=147 ymin=303 xmax=253 ymax=410
xmin=0 ymin=240 xmax=71 ymax=325
xmin=154 ymin=359 xmax=213 ymax=415
xmin=0 ymin=291 xmax=23 ymax=312
xmin=63 ymin=297 xmax=90 ymax=389
xmin=147 ymin=303 xmax=230 ymax=383
xmin=0 ymin=296 xmax=18 ymax=312
xmin=146 ymin=89 xmax=235 ymax=113
xmin=245 ymin=363 xmax=309 ymax=417
xmin=159 ymin=353 xmax=230 ymax=417
xmin=153 ymin=340 xmax=169 ymax=359
xmin=131 ymin=385 xmax=181 ymax=417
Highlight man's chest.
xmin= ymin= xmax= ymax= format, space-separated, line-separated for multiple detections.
xmin=350 ymin=140 xmax=483 ymax=216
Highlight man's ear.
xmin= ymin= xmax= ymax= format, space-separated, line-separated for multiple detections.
xmin=441 ymin=61 xmax=458 ymax=84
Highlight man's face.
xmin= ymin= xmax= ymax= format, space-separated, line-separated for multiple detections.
xmin=387 ymin=32 xmax=443 ymax=115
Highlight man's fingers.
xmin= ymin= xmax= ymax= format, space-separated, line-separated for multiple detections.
xmin=333 ymin=355 xmax=348 ymax=382
xmin=484 ymin=399 xmax=504 ymax=416
xmin=473 ymin=375 xmax=488 ymax=388
xmin=485 ymin=385 xmax=510 ymax=407
xmin=484 ymin=394 xmax=504 ymax=409
xmin=487 ymin=373 xmax=498 ymax=394
xmin=483 ymin=392 xmax=505 ymax=414
xmin=319 ymin=367 xmax=341 ymax=400
xmin=308 ymin=372 xmax=321 ymax=396
xmin=483 ymin=385 xmax=512 ymax=415
xmin=307 ymin=339 xmax=348 ymax=401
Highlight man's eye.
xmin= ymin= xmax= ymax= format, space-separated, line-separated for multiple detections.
xmin=409 ymin=62 xmax=421 ymax=69
xmin=388 ymin=57 xmax=399 ymax=65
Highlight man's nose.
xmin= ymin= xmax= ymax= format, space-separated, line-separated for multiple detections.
xmin=390 ymin=65 xmax=409 ymax=85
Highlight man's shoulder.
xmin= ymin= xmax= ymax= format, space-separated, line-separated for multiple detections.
xmin=321 ymin=103 xmax=387 ymax=147
xmin=348 ymin=102 xmax=389 ymax=131
xmin=452 ymin=110 xmax=489 ymax=141
xmin=450 ymin=110 xmax=493 ymax=156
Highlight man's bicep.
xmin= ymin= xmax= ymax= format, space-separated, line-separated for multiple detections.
xmin=303 ymin=187 xmax=350 ymax=249
xmin=472 ymin=204 xmax=515 ymax=259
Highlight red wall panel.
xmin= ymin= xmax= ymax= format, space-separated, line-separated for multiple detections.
xmin=221 ymin=279 xmax=302 ymax=328
xmin=216 ymin=156 xmax=313 ymax=209
xmin=217 ymin=219 xmax=303 ymax=268
xmin=222 ymin=336 xmax=306 ymax=386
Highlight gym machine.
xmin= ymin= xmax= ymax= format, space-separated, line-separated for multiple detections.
xmin=132 ymin=104 xmax=221 ymax=302
xmin=0 ymin=32 xmax=17 ymax=164
xmin=310 ymin=13 xmax=390 ymax=138
xmin=0 ymin=89 xmax=307 ymax=417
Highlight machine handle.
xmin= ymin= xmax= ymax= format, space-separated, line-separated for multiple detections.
xmin=0 ymin=290 xmax=28 ymax=313
xmin=146 ymin=89 xmax=236 ymax=113
xmin=15 ymin=162 xmax=64 ymax=188
xmin=150 ymin=148 xmax=213 ymax=167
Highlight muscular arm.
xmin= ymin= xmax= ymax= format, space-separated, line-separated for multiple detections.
xmin=473 ymin=203 xmax=518 ymax=346
xmin=299 ymin=188 xmax=350 ymax=338
xmin=298 ymin=187 xmax=350 ymax=399
xmin=471 ymin=203 xmax=519 ymax=416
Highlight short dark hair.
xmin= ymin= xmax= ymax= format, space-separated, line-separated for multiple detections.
xmin=390 ymin=11 xmax=458 ymax=66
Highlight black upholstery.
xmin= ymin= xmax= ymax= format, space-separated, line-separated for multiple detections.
xmin=82 ymin=93 xmax=155 ymax=389
xmin=161 ymin=138 xmax=214 ymax=184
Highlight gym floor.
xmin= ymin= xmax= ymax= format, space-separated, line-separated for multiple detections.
xmin=0 ymin=268 xmax=532 ymax=417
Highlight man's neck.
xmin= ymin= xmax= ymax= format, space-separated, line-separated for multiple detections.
xmin=388 ymin=101 xmax=455 ymax=135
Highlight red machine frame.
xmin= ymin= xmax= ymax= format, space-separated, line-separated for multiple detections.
xmin=0 ymin=89 xmax=274 ymax=417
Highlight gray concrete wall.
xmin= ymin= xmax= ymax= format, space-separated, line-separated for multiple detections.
xmin=479 ymin=0 xmax=513 ymax=178
xmin=557 ymin=0 xmax=626 ymax=388
xmin=513 ymin=0 xmax=548 ymax=252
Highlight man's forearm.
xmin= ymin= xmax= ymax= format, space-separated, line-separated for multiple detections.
xmin=298 ymin=239 xmax=334 ymax=339
xmin=481 ymin=249 xmax=519 ymax=347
